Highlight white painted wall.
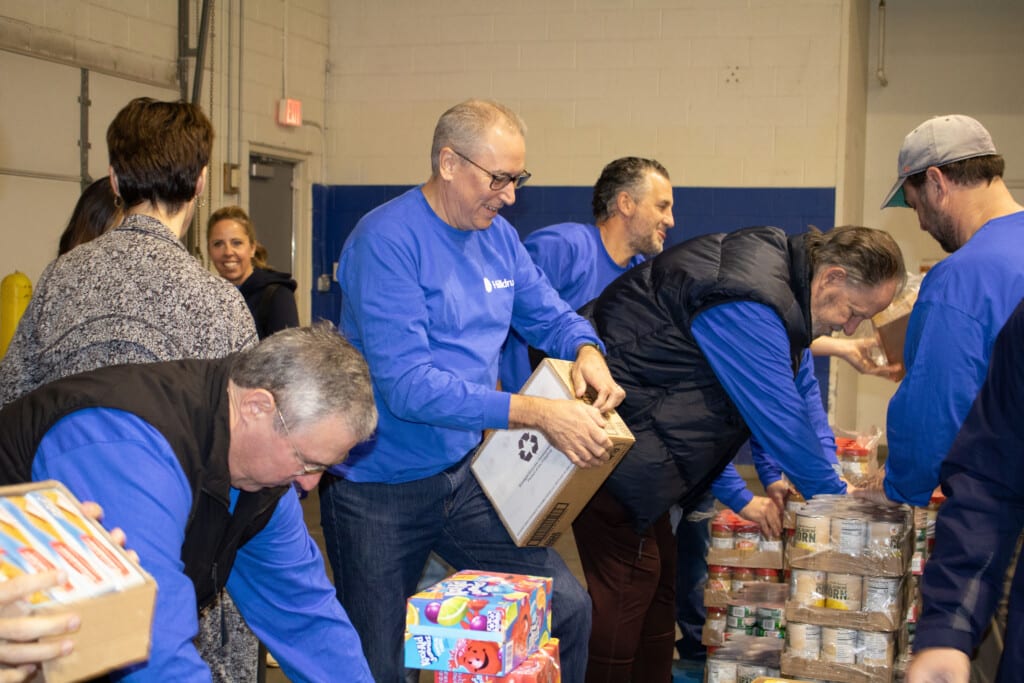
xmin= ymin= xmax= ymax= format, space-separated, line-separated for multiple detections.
xmin=0 ymin=0 xmax=331 ymax=321
xmin=326 ymin=0 xmax=847 ymax=188
xmin=2 ymin=0 xmax=1022 ymax=438
xmin=847 ymin=0 xmax=1024 ymax=442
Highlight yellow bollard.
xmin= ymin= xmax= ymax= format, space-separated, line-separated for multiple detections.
xmin=0 ymin=271 xmax=32 ymax=358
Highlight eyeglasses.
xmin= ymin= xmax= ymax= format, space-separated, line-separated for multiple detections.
xmin=276 ymin=407 xmax=329 ymax=476
xmin=451 ymin=149 xmax=531 ymax=190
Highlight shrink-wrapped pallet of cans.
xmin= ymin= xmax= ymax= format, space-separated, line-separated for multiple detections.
xmin=779 ymin=496 xmax=913 ymax=683
xmin=705 ymin=634 xmax=782 ymax=683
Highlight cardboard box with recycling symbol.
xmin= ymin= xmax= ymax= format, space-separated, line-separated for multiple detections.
xmin=472 ymin=358 xmax=635 ymax=546
xmin=404 ymin=571 xmax=552 ymax=676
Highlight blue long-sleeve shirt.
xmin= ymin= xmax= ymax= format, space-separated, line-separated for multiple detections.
xmin=913 ymin=297 xmax=1024 ymax=667
xmin=692 ymin=301 xmax=844 ymax=502
xmin=499 ymin=222 xmax=643 ymax=393
xmin=337 ymin=187 xmax=602 ymax=484
xmin=885 ymin=211 xmax=1024 ymax=505
xmin=33 ymin=408 xmax=372 ymax=682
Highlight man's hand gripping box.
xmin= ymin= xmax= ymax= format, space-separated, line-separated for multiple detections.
xmin=472 ymin=358 xmax=634 ymax=547
xmin=404 ymin=571 xmax=552 ymax=676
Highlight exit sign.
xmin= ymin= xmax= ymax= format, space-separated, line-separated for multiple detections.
xmin=277 ymin=98 xmax=302 ymax=127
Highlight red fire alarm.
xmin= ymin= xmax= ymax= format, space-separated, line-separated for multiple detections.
xmin=277 ymin=98 xmax=302 ymax=127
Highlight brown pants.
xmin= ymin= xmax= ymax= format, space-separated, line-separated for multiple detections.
xmin=573 ymin=488 xmax=676 ymax=683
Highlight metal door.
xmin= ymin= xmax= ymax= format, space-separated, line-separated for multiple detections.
xmin=248 ymin=155 xmax=296 ymax=274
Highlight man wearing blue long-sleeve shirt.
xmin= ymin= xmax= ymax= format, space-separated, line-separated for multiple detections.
xmin=573 ymin=224 xmax=905 ymax=682
xmin=0 ymin=325 xmax=378 ymax=682
xmin=868 ymin=114 xmax=1024 ymax=508
xmin=319 ymin=99 xmax=624 ymax=683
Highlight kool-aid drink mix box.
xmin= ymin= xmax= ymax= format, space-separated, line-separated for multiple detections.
xmin=434 ymin=638 xmax=561 ymax=682
xmin=405 ymin=571 xmax=552 ymax=676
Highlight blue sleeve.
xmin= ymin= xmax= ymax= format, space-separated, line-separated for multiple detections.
xmin=749 ymin=436 xmax=783 ymax=489
xmin=795 ymin=347 xmax=838 ymax=460
xmin=746 ymin=350 xmax=836 ymax=487
xmin=885 ymin=302 xmax=990 ymax=505
xmin=914 ymin=302 xmax=1024 ymax=655
xmin=524 ymin=230 xmax=586 ymax=302
xmin=710 ymin=464 xmax=753 ymax=512
xmin=227 ymin=492 xmax=372 ymax=682
xmin=691 ymin=302 xmax=845 ymax=499
xmin=31 ymin=409 xmax=208 ymax=682
xmin=499 ymin=233 xmax=593 ymax=394
xmin=507 ymin=238 xmax=605 ymax=359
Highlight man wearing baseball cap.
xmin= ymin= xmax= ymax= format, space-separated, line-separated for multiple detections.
xmin=868 ymin=114 xmax=1024 ymax=507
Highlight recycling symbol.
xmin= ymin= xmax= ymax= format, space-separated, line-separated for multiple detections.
xmin=518 ymin=433 xmax=539 ymax=462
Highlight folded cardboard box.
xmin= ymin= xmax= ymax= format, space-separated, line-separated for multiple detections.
xmin=2 ymin=481 xmax=155 ymax=683
xmin=472 ymin=359 xmax=635 ymax=547
xmin=405 ymin=571 xmax=552 ymax=676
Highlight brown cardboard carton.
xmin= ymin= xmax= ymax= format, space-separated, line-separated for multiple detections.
xmin=2 ymin=481 xmax=156 ymax=683
xmin=871 ymin=286 xmax=918 ymax=381
xmin=472 ymin=359 xmax=634 ymax=547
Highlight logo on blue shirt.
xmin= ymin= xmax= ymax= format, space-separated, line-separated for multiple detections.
xmin=483 ymin=277 xmax=514 ymax=293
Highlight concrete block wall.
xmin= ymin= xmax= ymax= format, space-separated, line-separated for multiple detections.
xmin=2 ymin=0 xmax=1022 ymax=438
xmin=326 ymin=0 xmax=846 ymax=189
xmin=0 ymin=0 xmax=331 ymax=320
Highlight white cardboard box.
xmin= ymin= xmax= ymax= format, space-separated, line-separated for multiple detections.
xmin=472 ymin=359 xmax=635 ymax=547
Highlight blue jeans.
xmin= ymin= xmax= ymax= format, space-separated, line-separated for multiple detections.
xmin=319 ymin=454 xmax=592 ymax=683
xmin=675 ymin=491 xmax=714 ymax=661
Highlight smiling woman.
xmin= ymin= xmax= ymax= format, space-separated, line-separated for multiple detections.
xmin=208 ymin=205 xmax=300 ymax=338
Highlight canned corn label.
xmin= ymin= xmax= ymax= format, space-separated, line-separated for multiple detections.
xmin=790 ymin=568 xmax=827 ymax=606
xmin=825 ymin=572 xmax=863 ymax=611
xmin=794 ymin=513 xmax=830 ymax=550
xmin=787 ymin=622 xmax=821 ymax=659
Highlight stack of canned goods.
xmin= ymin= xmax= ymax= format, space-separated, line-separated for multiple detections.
xmin=786 ymin=623 xmax=896 ymax=668
xmin=788 ymin=569 xmax=901 ymax=616
xmin=708 ymin=564 xmax=784 ymax=594
xmin=705 ymin=636 xmax=783 ymax=683
xmin=724 ymin=602 xmax=786 ymax=638
xmin=791 ymin=496 xmax=908 ymax=559
xmin=711 ymin=510 xmax=783 ymax=553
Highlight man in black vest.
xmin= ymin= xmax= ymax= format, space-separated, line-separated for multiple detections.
xmin=573 ymin=225 xmax=905 ymax=682
xmin=0 ymin=324 xmax=377 ymax=681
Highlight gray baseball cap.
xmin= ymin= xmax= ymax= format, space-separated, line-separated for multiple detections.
xmin=880 ymin=114 xmax=998 ymax=209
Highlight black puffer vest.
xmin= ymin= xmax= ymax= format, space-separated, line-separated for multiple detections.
xmin=582 ymin=226 xmax=812 ymax=532
xmin=0 ymin=358 xmax=287 ymax=608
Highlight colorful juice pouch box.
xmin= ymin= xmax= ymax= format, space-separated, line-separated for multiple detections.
xmin=24 ymin=489 xmax=145 ymax=589
xmin=433 ymin=637 xmax=561 ymax=682
xmin=405 ymin=571 xmax=552 ymax=676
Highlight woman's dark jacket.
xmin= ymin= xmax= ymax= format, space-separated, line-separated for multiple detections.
xmin=239 ymin=267 xmax=299 ymax=339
